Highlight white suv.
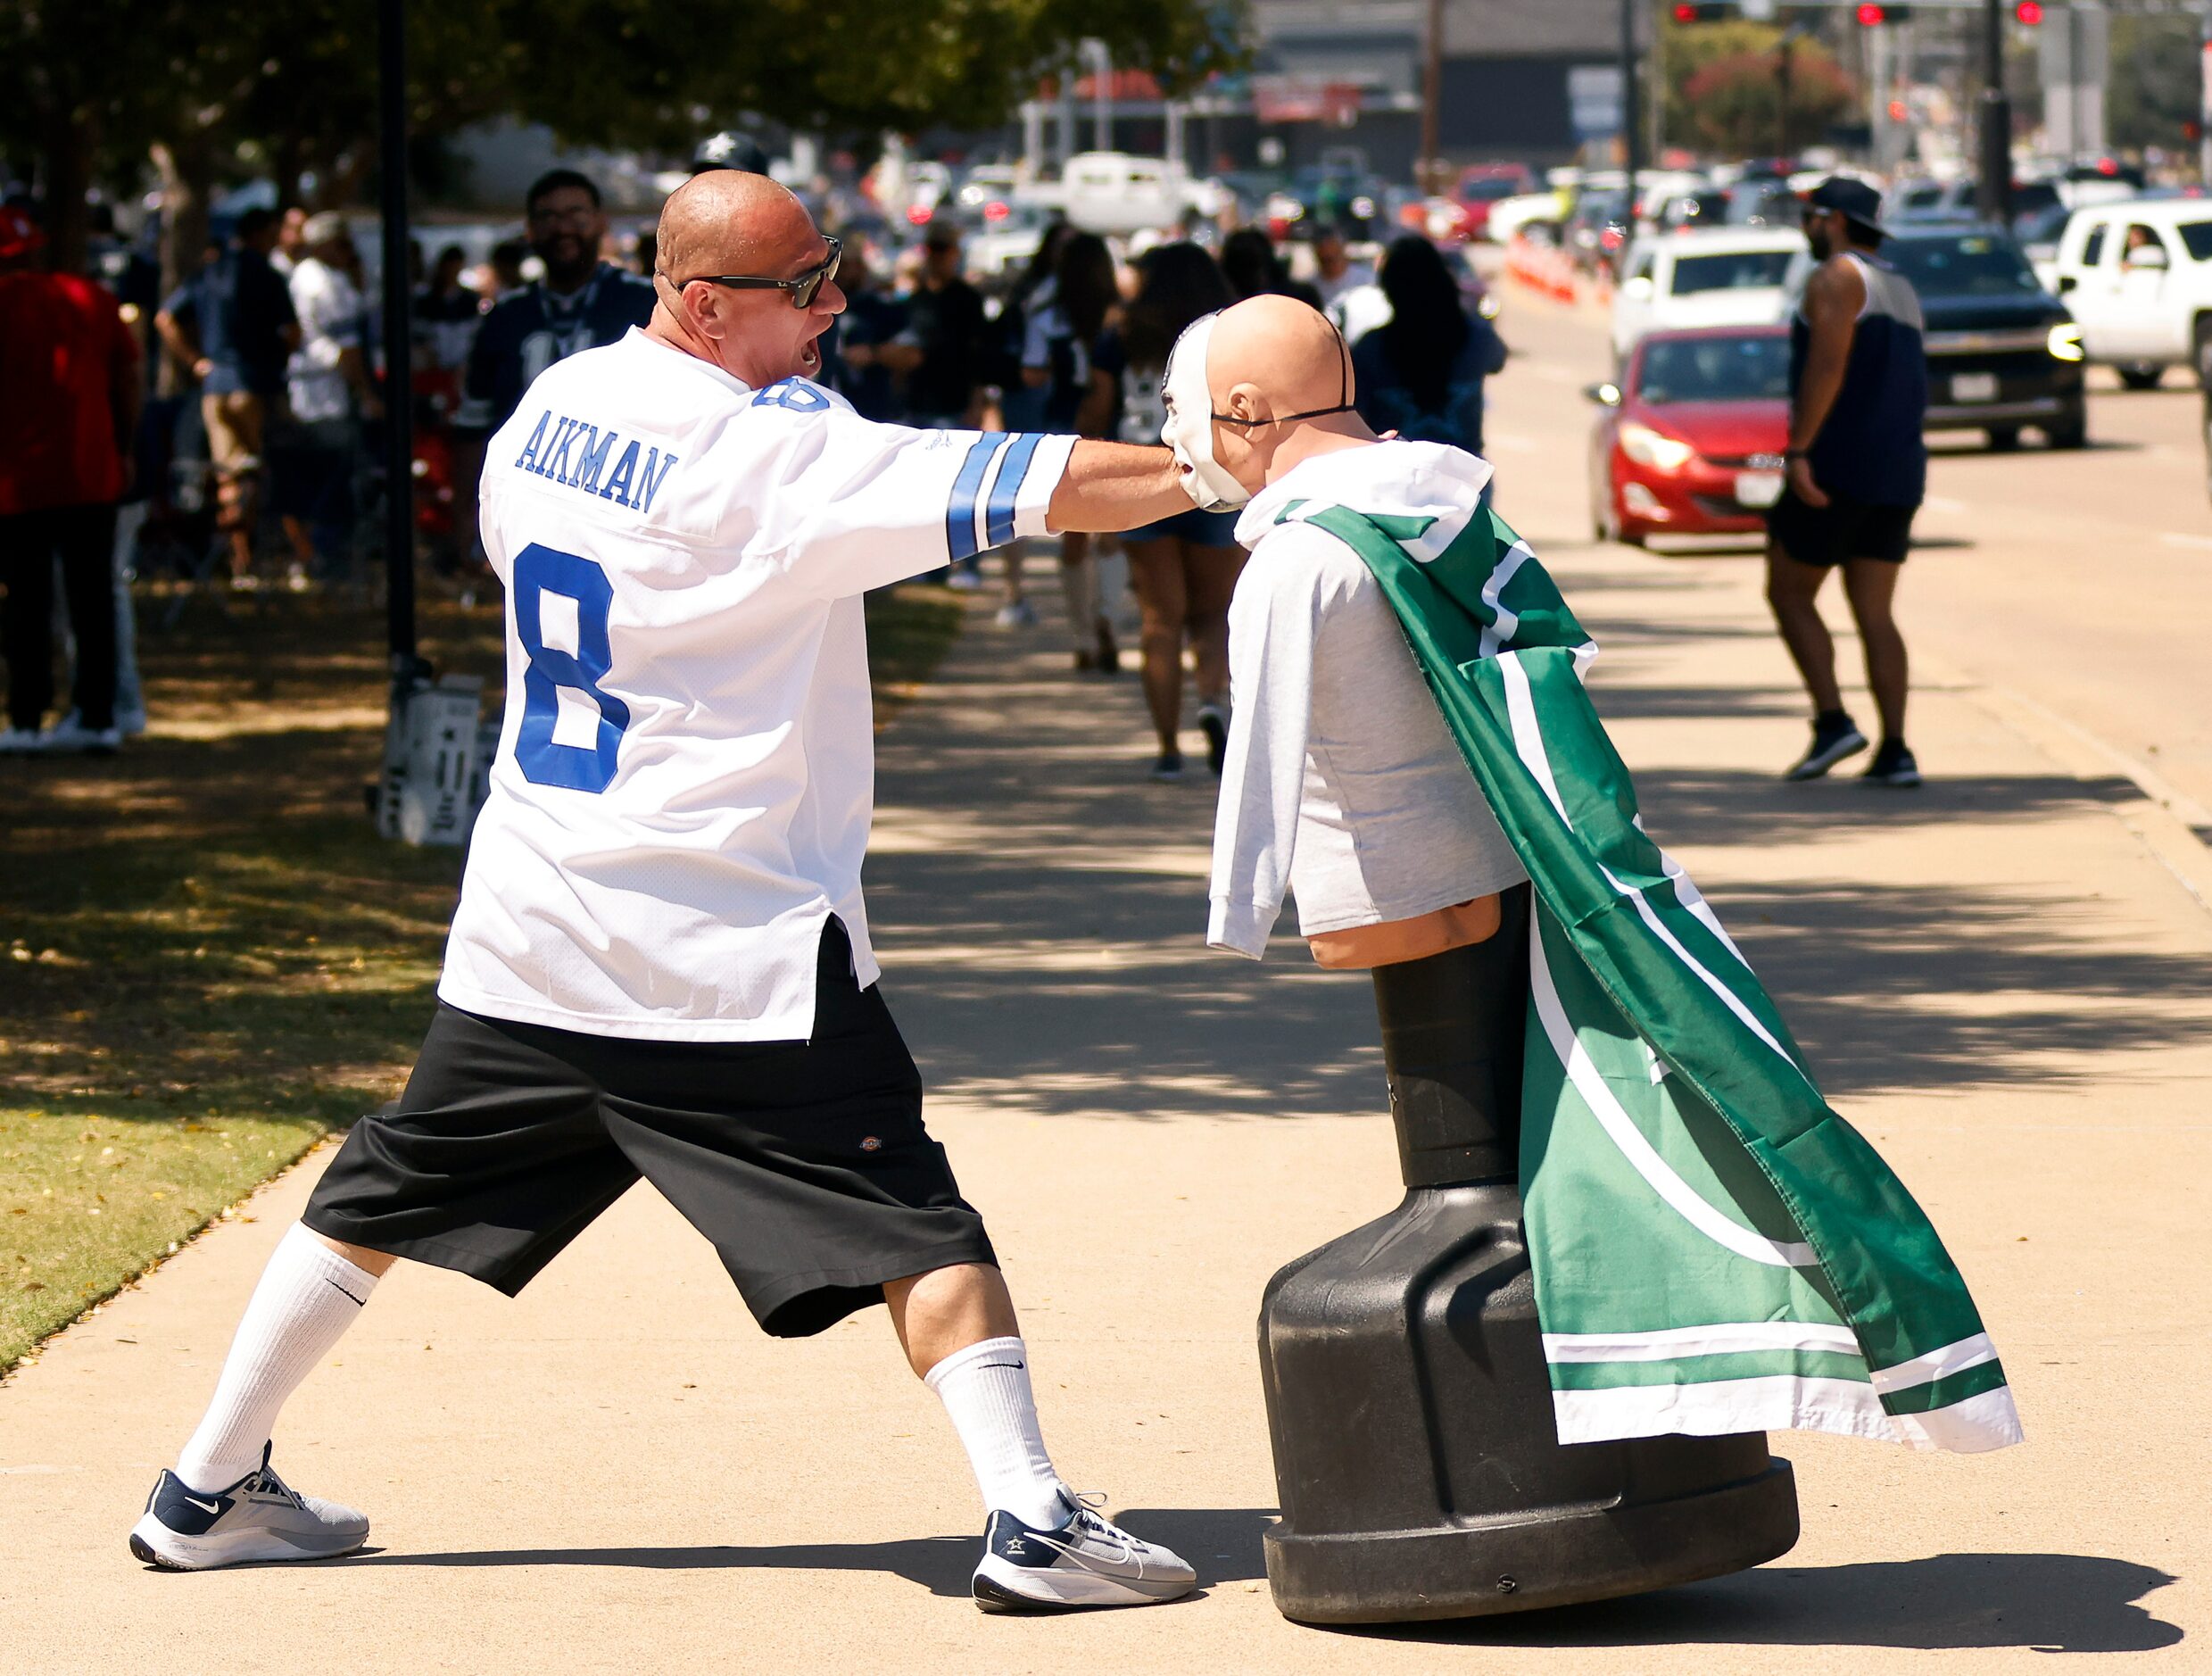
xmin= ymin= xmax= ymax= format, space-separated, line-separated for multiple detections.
xmin=1611 ymin=228 xmax=1807 ymax=364
xmin=2050 ymin=199 xmax=2212 ymax=387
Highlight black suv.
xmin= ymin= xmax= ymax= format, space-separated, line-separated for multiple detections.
xmin=1885 ymin=223 xmax=2086 ymax=450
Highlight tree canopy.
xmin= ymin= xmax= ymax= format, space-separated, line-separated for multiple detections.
xmin=2 ymin=0 xmax=1247 ymax=268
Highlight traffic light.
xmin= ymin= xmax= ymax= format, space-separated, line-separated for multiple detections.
xmin=2014 ymin=1 xmax=2042 ymax=21
xmin=1856 ymin=3 xmax=1910 ymax=22
xmin=1670 ymin=4 xmax=1736 ymax=21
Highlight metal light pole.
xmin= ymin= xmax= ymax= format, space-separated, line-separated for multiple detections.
xmin=1422 ymin=0 xmax=1445 ymax=195
xmin=377 ymin=0 xmax=418 ymax=678
xmin=1975 ymin=0 xmax=2013 ymax=222
xmin=1620 ymin=0 xmax=1644 ymax=189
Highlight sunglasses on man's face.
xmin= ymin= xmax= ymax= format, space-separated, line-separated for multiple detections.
xmin=677 ymin=236 xmax=843 ymax=310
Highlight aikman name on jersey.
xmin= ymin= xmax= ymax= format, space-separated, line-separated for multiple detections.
xmin=510 ymin=408 xmax=680 ymax=512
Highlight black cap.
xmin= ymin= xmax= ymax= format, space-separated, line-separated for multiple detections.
xmin=1805 ymin=176 xmax=1884 ymax=234
xmin=922 ymin=219 xmax=962 ymax=250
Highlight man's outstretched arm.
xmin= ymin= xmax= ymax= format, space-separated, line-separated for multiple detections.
xmin=1047 ymin=441 xmax=1192 ymax=534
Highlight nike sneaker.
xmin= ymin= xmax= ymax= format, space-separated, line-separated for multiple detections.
xmin=1197 ymin=704 xmax=1230 ymax=776
xmin=1861 ymin=739 xmax=1923 ymax=788
xmin=1784 ymin=712 xmax=1868 ymax=781
xmin=128 ymin=1443 xmax=368 ymax=1570
xmin=972 ymin=1487 xmax=1197 ymax=1613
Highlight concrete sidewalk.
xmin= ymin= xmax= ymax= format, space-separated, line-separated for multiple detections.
xmin=4 ymin=501 xmax=2208 ymax=1670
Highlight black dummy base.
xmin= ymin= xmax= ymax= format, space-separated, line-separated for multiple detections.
xmin=1257 ymin=886 xmax=1799 ymax=1625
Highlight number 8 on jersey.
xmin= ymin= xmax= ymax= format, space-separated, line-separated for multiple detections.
xmin=512 ymin=543 xmax=632 ymax=793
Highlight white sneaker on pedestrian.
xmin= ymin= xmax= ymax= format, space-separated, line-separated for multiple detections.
xmin=972 ymin=1487 xmax=1197 ymax=1613
xmin=41 ymin=718 xmax=122 ymax=756
xmin=129 ymin=1444 xmax=368 ymax=1571
xmin=995 ymin=600 xmax=1039 ymax=628
xmin=0 ymin=726 xmax=46 ymax=755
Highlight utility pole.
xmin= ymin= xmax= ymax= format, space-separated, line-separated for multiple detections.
xmin=1620 ymin=0 xmax=1643 ymax=190
xmin=1975 ymin=0 xmax=2012 ymax=222
xmin=1777 ymin=29 xmax=1794 ymax=159
xmin=377 ymin=0 xmax=416 ymax=678
xmin=1422 ymin=0 xmax=1445 ymax=195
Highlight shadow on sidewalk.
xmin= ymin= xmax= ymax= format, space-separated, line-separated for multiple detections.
xmin=341 ymin=1506 xmax=1277 ymax=1599
xmin=1330 ymin=1552 xmax=2182 ymax=1655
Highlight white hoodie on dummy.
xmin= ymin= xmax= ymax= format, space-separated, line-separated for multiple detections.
xmin=1206 ymin=442 xmax=1528 ymax=958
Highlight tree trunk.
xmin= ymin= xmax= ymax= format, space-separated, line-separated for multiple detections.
xmin=151 ymin=132 xmax=216 ymax=400
xmin=41 ymin=108 xmax=99 ymax=278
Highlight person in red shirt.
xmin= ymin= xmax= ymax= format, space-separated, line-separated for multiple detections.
xmin=0 ymin=203 xmax=142 ymax=754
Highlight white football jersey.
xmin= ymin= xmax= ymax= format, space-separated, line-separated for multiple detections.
xmin=439 ymin=327 xmax=1074 ymax=1041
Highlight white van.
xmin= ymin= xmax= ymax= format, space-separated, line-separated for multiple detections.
xmin=2050 ymin=199 xmax=2212 ymax=386
xmin=1611 ymin=228 xmax=1808 ymax=363
xmin=1019 ymin=153 xmax=1193 ymax=236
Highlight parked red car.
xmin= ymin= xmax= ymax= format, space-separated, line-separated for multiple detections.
xmin=1455 ymin=162 xmax=1537 ymax=241
xmin=1587 ymin=326 xmax=1791 ymax=546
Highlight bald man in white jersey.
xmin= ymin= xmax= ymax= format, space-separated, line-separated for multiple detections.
xmin=127 ymin=173 xmax=1200 ymax=1614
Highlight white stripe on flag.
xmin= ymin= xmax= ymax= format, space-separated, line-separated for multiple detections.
xmin=1553 ymin=1374 xmax=1895 ymax=1447
xmin=1476 ymin=539 xmax=1532 ymax=660
xmin=1529 ymin=917 xmax=1815 ymax=1269
xmin=1888 ymin=1384 xmax=2025 ymax=1454
xmin=1497 ymin=651 xmax=1803 ymax=1076
xmin=1868 ymin=1332 xmax=1999 ymax=1396
xmin=1544 ymin=1323 xmax=1860 ymax=1362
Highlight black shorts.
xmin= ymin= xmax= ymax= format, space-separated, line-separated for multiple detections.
xmin=1766 ymin=488 xmax=1917 ymax=567
xmin=301 ymin=921 xmax=995 ymax=1338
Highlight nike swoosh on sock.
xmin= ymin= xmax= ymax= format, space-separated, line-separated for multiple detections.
xmin=323 ymin=1278 xmax=368 ymax=1307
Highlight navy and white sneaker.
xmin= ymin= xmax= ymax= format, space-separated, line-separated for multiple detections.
xmin=128 ymin=1443 xmax=368 ymax=1570
xmin=1197 ymin=704 xmax=1230 ymax=776
xmin=1785 ymin=711 xmax=1868 ymax=782
xmin=972 ymin=1487 xmax=1197 ymax=1613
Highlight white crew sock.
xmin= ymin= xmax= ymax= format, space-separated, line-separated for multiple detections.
xmin=924 ymin=1335 xmax=1066 ymax=1530
xmin=1058 ymin=555 xmax=1098 ymax=653
xmin=173 ymin=1223 xmax=380 ymax=1492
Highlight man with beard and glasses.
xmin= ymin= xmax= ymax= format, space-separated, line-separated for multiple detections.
xmin=452 ymin=170 xmax=655 ymax=557
xmin=1765 ymin=176 xmax=1928 ymax=789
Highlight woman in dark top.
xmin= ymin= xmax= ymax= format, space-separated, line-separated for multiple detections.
xmin=1079 ymin=243 xmax=1242 ymax=780
xmin=1019 ymin=233 xmax=1121 ymax=670
xmin=1351 ymin=234 xmax=1507 ymax=456
xmin=1219 ymin=227 xmax=1322 ymax=311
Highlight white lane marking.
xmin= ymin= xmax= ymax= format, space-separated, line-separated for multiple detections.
xmin=1921 ymin=494 xmax=1968 ymax=514
xmin=2158 ymin=532 xmax=2212 ymax=552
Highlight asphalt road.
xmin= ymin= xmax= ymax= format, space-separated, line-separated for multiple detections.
xmin=1485 ymin=289 xmax=2212 ymax=829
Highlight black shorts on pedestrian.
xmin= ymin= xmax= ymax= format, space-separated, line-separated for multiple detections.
xmin=1766 ymin=488 xmax=1917 ymax=567
xmin=301 ymin=921 xmax=996 ymax=1338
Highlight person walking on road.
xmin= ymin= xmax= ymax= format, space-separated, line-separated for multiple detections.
xmin=1766 ymin=177 xmax=1927 ymax=788
xmin=276 ymin=212 xmax=382 ymax=583
xmin=1352 ymin=235 xmax=1507 ymax=458
xmin=1083 ymin=243 xmax=1243 ymax=779
xmin=153 ymin=207 xmax=299 ymax=585
xmin=897 ymin=220 xmax=993 ymax=590
xmin=1022 ymin=230 xmax=1120 ymax=671
xmin=125 ymin=170 xmax=1199 ymax=1615
xmin=0 ymin=203 xmax=141 ymax=754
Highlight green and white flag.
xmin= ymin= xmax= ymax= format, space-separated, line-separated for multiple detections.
xmin=1273 ymin=485 xmax=2021 ymax=1455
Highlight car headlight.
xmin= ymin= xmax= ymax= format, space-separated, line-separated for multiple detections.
xmin=1619 ymin=421 xmax=1696 ymax=472
xmin=2047 ymin=321 xmax=2084 ymax=362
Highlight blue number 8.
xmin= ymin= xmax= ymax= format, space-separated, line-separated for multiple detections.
xmin=512 ymin=543 xmax=631 ymax=793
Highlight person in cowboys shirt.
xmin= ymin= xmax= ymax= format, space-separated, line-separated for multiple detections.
xmin=452 ymin=169 xmax=655 ymax=553
xmin=126 ymin=170 xmax=1202 ymax=1614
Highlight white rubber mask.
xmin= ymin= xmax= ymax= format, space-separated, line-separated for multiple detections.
xmin=1161 ymin=313 xmax=1252 ymax=512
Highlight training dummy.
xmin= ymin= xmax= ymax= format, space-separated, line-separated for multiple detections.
xmin=1157 ymin=296 xmax=2021 ymax=1626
